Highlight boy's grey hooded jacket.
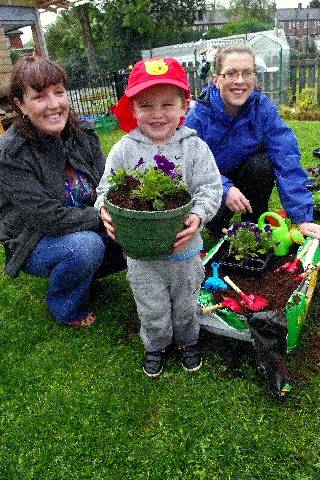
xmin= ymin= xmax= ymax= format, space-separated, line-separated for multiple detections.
xmin=95 ymin=126 xmax=222 ymax=259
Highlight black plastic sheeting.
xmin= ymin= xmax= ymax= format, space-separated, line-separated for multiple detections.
xmin=247 ymin=310 xmax=292 ymax=398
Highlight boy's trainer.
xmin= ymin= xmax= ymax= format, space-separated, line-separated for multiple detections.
xmin=178 ymin=345 xmax=202 ymax=372
xmin=143 ymin=350 xmax=166 ymax=377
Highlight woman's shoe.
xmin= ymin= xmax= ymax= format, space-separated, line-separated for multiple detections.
xmin=67 ymin=312 xmax=96 ymax=328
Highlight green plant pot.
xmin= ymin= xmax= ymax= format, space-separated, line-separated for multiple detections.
xmin=105 ymin=198 xmax=193 ymax=260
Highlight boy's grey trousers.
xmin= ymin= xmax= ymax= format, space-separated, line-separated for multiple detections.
xmin=127 ymin=255 xmax=205 ymax=352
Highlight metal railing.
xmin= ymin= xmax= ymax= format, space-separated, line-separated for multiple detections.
xmin=68 ymin=71 xmax=129 ymax=117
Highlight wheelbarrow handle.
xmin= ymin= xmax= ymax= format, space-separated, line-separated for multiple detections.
xmin=299 ymin=260 xmax=320 ymax=279
xmin=223 ymin=276 xmax=242 ymax=294
xmin=296 ymin=240 xmax=313 ymax=260
xmin=303 ymin=239 xmax=319 ymax=267
xmin=200 ymin=304 xmax=223 ymax=314
xmin=202 ymin=238 xmax=224 ymax=265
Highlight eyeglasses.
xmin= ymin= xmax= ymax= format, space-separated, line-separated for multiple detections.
xmin=219 ymin=70 xmax=256 ymax=81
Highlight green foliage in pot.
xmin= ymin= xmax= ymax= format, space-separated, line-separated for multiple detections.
xmin=108 ymin=154 xmax=188 ymax=210
xmin=224 ymin=222 xmax=277 ymax=261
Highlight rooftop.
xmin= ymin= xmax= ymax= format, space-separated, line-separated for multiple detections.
xmin=277 ymin=8 xmax=320 ymax=22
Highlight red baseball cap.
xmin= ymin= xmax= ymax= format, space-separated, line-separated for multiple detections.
xmin=115 ymin=57 xmax=190 ymax=132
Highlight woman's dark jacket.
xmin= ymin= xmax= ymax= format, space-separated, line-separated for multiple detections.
xmin=0 ymin=122 xmax=105 ymax=277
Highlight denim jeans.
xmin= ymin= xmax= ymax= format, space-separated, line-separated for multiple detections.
xmin=24 ymin=231 xmax=126 ymax=325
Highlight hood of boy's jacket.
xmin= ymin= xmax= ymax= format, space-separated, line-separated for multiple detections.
xmin=126 ymin=124 xmax=197 ymax=145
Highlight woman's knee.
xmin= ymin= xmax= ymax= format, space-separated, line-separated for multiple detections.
xmin=243 ymin=153 xmax=274 ymax=179
xmin=67 ymin=231 xmax=105 ymax=272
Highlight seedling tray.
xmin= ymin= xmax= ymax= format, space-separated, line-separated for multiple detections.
xmin=314 ymin=204 xmax=320 ymax=219
xmin=217 ymin=247 xmax=273 ymax=277
xmin=306 ymin=178 xmax=320 ymax=191
xmin=206 ymin=240 xmax=273 ymax=277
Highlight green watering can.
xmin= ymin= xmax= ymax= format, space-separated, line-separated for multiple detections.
xmin=258 ymin=212 xmax=304 ymax=256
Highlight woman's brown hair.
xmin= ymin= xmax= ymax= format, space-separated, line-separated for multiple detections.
xmin=214 ymin=45 xmax=256 ymax=75
xmin=9 ymin=55 xmax=78 ymax=138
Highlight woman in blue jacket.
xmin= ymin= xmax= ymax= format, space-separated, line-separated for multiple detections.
xmin=185 ymin=45 xmax=320 ymax=240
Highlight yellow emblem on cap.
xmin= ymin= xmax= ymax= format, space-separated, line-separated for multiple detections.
xmin=144 ymin=59 xmax=169 ymax=76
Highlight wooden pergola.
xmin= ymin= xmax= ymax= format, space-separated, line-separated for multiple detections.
xmin=0 ymin=1 xmax=77 ymax=13
xmin=0 ymin=1 xmax=87 ymax=57
xmin=36 ymin=1 xmax=79 ymax=13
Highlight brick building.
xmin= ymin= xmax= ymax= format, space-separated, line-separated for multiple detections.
xmin=276 ymin=3 xmax=320 ymax=53
xmin=191 ymin=9 xmax=229 ymax=32
xmin=5 ymin=29 xmax=23 ymax=49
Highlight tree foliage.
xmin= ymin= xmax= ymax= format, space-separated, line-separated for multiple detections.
xmin=309 ymin=0 xmax=320 ymax=7
xmin=228 ymin=0 xmax=276 ymax=23
xmin=207 ymin=19 xmax=274 ymax=39
xmin=45 ymin=0 xmax=206 ymax=74
xmin=45 ymin=0 xmax=274 ymax=77
xmin=100 ymin=0 xmax=205 ymax=34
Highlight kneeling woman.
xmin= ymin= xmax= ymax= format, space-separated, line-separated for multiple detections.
xmin=0 ymin=56 xmax=126 ymax=327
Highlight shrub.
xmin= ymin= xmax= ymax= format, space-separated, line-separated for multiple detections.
xmin=280 ymin=87 xmax=320 ymax=121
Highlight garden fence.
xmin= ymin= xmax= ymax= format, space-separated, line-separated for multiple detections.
xmin=67 ymin=70 xmax=129 ymax=118
xmin=67 ymin=66 xmax=201 ymax=117
xmin=289 ymin=58 xmax=320 ymax=104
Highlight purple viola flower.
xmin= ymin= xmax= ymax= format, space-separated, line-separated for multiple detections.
xmin=264 ymin=225 xmax=271 ymax=232
xmin=154 ymin=154 xmax=176 ymax=173
xmin=169 ymin=171 xmax=182 ymax=179
xmin=255 ymin=236 xmax=262 ymax=242
xmin=134 ymin=157 xmax=144 ymax=170
xmin=110 ymin=168 xmax=116 ymax=175
xmin=233 ymin=223 xmax=241 ymax=231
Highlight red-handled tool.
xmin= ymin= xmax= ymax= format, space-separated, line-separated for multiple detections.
xmin=274 ymin=240 xmax=312 ymax=274
xmin=223 ymin=275 xmax=269 ymax=312
xmin=200 ymin=296 xmax=244 ymax=314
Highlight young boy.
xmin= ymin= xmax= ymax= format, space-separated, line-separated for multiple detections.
xmin=95 ymin=57 xmax=222 ymax=377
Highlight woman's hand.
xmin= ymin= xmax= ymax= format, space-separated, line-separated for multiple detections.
xmin=100 ymin=206 xmax=116 ymax=240
xmin=298 ymin=222 xmax=320 ymax=240
xmin=225 ymin=186 xmax=253 ymax=214
xmin=173 ymin=213 xmax=201 ymax=251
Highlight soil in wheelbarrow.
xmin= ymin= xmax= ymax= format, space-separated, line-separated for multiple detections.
xmin=212 ymin=254 xmax=304 ymax=311
xmin=108 ymin=174 xmax=191 ymax=211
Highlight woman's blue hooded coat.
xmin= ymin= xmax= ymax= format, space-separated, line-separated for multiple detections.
xmin=185 ymin=85 xmax=314 ymax=224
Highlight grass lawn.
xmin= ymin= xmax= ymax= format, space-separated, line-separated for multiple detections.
xmin=1 ymin=121 xmax=320 ymax=480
